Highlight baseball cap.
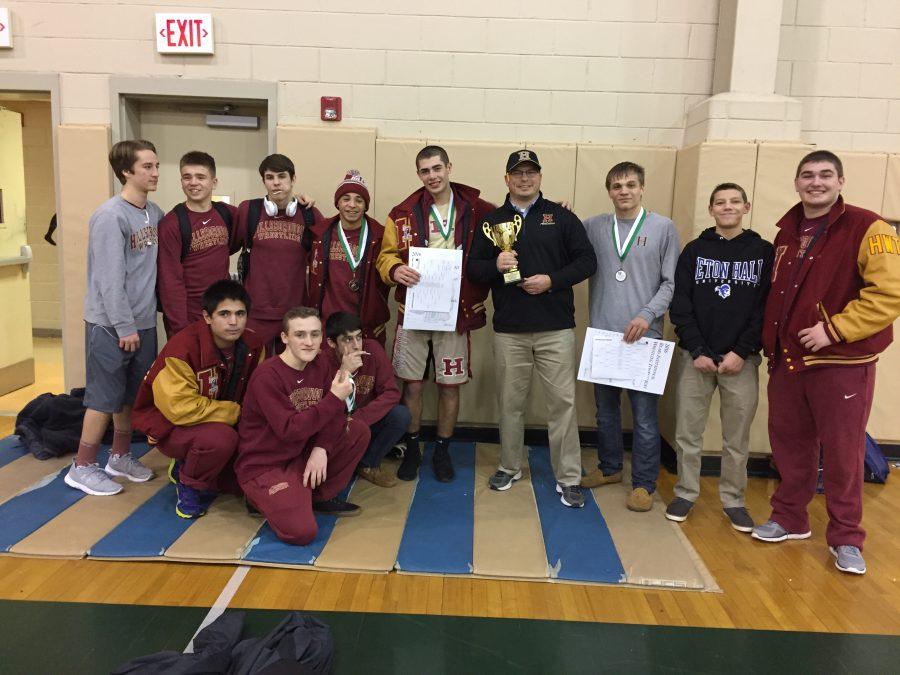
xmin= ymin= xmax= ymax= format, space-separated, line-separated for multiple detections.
xmin=506 ymin=149 xmax=542 ymax=173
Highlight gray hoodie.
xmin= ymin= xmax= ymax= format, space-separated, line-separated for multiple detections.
xmin=582 ymin=210 xmax=679 ymax=339
xmin=83 ymin=195 xmax=163 ymax=337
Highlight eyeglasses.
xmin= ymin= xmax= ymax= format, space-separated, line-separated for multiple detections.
xmin=508 ymin=169 xmax=539 ymax=178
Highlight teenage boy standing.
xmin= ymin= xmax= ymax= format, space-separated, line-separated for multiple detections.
xmin=157 ymin=151 xmax=237 ymax=337
xmin=667 ymin=183 xmax=774 ymax=530
xmin=66 ymin=140 xmax=163 ymax=496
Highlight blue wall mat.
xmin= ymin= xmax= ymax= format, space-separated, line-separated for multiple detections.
xmin=0 ymin=444 xmax=151 ymax=553
xmin=242 ymin=478 xmax=355 ymax=566
xmin=395 ymin=442 xmax=475 ymax=574
xmin=88 ymin=482 xmax=196 ymax=558
xmin=528 ymin=446 xmax=626 ymax=584
xmin=0 ymin=436 xmax=28 ymax=470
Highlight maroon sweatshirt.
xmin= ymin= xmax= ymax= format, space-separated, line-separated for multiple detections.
xmin=234 ymin=199 xmax=324 ymax=321
xmin=236 ymin=352 xmax=345 ymax=481
xmin=157 ymin=202 xmax=237 ymax=336
xmin=326 ymin=338 xmax=400 ymax=427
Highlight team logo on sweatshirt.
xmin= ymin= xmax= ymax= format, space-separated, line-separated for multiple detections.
xmin=694 ymin=256 xmax=763 ymax=286
xmin=542 ymin=214 xmax=555 ymax=225
xmin=289 ymin=386 xmax=323 ymax=411
xmin=714 ymin=283 xmax=732 ymax=299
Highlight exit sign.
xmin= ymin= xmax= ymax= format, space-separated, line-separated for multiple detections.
xmin=155 ymin=13 xmax=214 ymax=54
xmin=0 ymin=8 xmax=11 ymax=49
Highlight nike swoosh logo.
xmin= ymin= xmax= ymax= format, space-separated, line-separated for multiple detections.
xmin=844 ymin=393 xmax=857 ymax=399
xmin=202 ymin=219 xmax=211 ymax=225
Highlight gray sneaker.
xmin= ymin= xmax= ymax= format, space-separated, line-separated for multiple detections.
xmin=665 ymin=497 xmax=694 ymax=522
xmin=751 ymin=519 xmax=811 ymax=543
xmin=489 ymin=468 xmax=522 ymax=491
xmin=830 ymin=545 xmax=866 ymax=575
xmin=723 ymin=506 xmax=755 ymax=533
xmin=556 ymin=483 xmax=585 ymax=508
xmin=64 ymin=462 xmax=123 ymax=496
xmin=105 ymin=452 xmax=154 ymax=482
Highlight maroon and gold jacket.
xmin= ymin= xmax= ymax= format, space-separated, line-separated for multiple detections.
xmin=132 ymin=320 xmax=266 ymax=441
xmin=306 ymin=215 xmax=390 ymax=345
xmin=763 ymin=196 xmax=900 ymax=371
xmin=375 ymin=182 xmax=493 ymax=334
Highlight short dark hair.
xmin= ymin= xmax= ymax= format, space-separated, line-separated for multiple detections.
xmin=709 ymin=182 xmax=748 ymax=206
xmin=201 ymin=279 xmax=251 ymax=316
xmin=416 ymin=145 xmax=450 ymax=169
xmin=605 ymin=161 xmax=645 ymax=190
xmin=259 ymin=153 xmax=295 ymax=179
xmin=180 ymin=151 xmax=216 ymax=176
xmin=325 ymin=312 xmax=363 ymax=340
xmin=281 ymin=306 xmax=319 ymax=335
xmin=109 ymin=139 xmax=157 ymax=185
xmin=796 ymin=150 xmax=843 ymax=179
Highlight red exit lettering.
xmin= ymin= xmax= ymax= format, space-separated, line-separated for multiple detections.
xmin=161 ymin=18 xmax=209 ymax=48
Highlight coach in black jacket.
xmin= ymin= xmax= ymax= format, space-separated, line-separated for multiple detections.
xmin=467 ymin=149 xmax=597 ymax=509
xmin=666 ymin=182 xmax=774 ymax=531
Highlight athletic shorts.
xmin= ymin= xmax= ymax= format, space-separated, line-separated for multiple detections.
xmin=83 ymin=322 xmax=158 ymax=413
xmin=392 ymin=325 xmax=470 ymax=386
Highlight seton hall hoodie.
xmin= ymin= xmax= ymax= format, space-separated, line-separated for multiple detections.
xmin=669 ymin=227 xmax=775 ymax=360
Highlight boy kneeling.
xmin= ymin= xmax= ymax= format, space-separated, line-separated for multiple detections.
xmin=133 ymin=280 xmax=265 ymax=518
xmin=236 ymin=307 xmax=367 ymax=545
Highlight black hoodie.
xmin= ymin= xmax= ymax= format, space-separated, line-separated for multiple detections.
xmin=669 ymin=227 xmax=775 ymax=360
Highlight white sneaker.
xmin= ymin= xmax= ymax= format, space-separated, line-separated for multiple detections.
xmin=105 ymin=452 xmax=154 ymax=482
xmin=64 ymin=462 xmax=123 ymax=496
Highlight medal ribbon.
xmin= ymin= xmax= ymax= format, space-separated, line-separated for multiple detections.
xmin=337 ymin=218 xmax=368 ymax=272
xmin=346 ymin=376 xmax=356 ymax=414
xmin=429 ymin=193 xmax=455 ymax=241
xmin=612 ymin=207 xmax=647 ymax=263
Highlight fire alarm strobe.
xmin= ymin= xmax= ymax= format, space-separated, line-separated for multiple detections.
xmin=321 ymin=97 xmax=342 ymax=122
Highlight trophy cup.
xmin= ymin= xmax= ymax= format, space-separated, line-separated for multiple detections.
xmin=482 ymin=215 xmax=523 ymax=285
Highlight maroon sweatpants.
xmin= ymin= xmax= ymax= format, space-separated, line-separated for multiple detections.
xmin=767 ymin=362 xmax=875 ymax=550
xmin=238 ymin=418 xmax=370 ymax=546
xmin=246 ymin=317 xmax=285 ymax=358
xmin=158 ymin=422 xmax=239 ymax=492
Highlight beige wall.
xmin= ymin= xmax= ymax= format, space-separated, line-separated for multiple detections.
xmin=0 ymin=100 xmax=59 ymax=331
xmin=778 ymin=0 xmax=900 ymax=153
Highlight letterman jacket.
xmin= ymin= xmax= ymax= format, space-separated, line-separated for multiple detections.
xmin=306 ymin=215 xmax=390 ymax=344
xmin=375 ymin=182 xmax=493 ymax=333
xmin=132 ymin=320 xmax=265 ymax=441
xmin=762 ymin=196 xmax=900 ymax=371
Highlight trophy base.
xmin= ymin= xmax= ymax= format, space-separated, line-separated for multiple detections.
xmin=503 ymin=269 xmax=522 ymax=285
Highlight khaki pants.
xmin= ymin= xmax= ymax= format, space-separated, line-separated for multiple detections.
xmin=673 ymin=349 xmax=761 ymax=507
xmin=494 ymin=329 xmax=582 ymax=486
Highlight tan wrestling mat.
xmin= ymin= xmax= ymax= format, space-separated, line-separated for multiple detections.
xmin=472 ymin=444 xmax=548 ymax=579
xmin=0 ymin=454 xmax=72 ymax=507
xmin=164 ymin=493 xmax=264 ymax=563
xmin=581 ymin=449 xmax=720 ymax=591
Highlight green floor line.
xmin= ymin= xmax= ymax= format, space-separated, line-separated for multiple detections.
xmin=1 ymin=599 xmax=898 ymax=673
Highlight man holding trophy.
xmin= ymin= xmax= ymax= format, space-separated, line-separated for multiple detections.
xmin=467 ymin=150 xmax=597 ymax=508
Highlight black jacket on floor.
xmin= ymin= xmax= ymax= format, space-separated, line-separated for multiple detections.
xmin=669 ymin=227 xmax=775 ymax=360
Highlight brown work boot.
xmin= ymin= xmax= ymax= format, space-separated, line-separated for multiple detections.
xmin=357 ymin=465 xmax=397 ymax=488
xmin=626 ymin=487 xmax=653 ymax=512
xmin=580 ymin=469 xmax=623 ymax=488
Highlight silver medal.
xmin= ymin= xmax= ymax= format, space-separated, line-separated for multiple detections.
xmin=615 ymin=269 xmax=627 ymax=282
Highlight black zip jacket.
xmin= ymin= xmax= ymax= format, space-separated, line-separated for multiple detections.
xmin=466 ymin=193 xmax=597 ymax=333
xmin=670 ymin=227 xmax=775 ymax=360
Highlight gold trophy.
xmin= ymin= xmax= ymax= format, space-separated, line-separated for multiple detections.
xmin=483 ymin=215 xmax=523 ymax=285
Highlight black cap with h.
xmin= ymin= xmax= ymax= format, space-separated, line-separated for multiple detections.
xmin=506 ymin=149 xmax=542 ymax=173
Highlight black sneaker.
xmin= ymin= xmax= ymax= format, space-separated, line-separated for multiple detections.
xmin=397 ymin=446 xmax=421 ymax=481
xmin=556 ymin=483 xmax=585 ymax=508
xmin=432 ymin=446 xmax=455 ymax=483
xmin=665 ymin=497 xmax=694 ymax=522
xmin=387 ymin=442 xmax=406 ymax=460
xmin=723 ymin=506 xmax=754 ymax=533
xmin=313 ymin=498 xmax=361 ymax=517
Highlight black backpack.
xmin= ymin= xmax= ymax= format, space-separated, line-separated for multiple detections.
xmin=237 ymin=198 xmax=314 ymax=283
xmin=173 ymin=201 xmax=234 ymax=261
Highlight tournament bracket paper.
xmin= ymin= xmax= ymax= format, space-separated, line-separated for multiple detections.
xmin=577 ymin=327 xmax=675 ymax=395
xmin=403 ymin=246 xmax=462 ymax=332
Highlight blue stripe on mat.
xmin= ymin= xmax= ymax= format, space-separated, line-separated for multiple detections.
xmin=0 ymin=444 xmax=151 ymax=553
xmin=395 ymin=442 xmax=475 ymax=574
xmin=528 ymin=446 xmax=626 ymax=584
xmin=242 ymin=479 xmax=356 ymax=566
xmin=88 ymin=483 xmax=196 ymax=558
xmin=0 ymin=436 xmax=28 ymax=470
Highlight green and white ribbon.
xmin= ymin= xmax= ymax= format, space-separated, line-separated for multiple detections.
xmin=337 ymin=218 xmax=369 ymax=271
xmin=612 ymin=207 xmax=647 ymax=262
xmin=429 ymin=194 xmax=455 ymax=241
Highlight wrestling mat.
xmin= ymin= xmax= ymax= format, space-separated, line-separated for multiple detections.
xmin=0 ymin=436 xmax=718 ymax=591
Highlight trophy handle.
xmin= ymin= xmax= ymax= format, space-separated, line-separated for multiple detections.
xmin=482 ymin=221 xmax=494 ymax=241
xmin=512 ymin=214 xmax=522 ymax=237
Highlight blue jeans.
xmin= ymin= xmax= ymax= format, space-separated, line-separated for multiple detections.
xmin=360 ymin=404 xmax=411 ymax=468
xmin=594 ymin=384 xmax=661 ymax=493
